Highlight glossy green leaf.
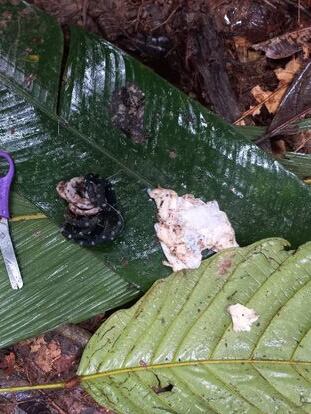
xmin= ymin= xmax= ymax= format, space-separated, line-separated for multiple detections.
xmin=235 ymin=120 xmax=311 ymax=142
xmin=79 ymin=238 xmax=311 ymax=414
xmin=0 ymin=1 xmax=310 ymax=345
xmin=234 ymin=125 xmax=265 ymax=140
xmin=0 ymin=193 xmax=139 ymax=347
xmin=0 ymin=1 xmax=62 ymax=108
xmin=279 ymin=152 xmax=311 ymax=182
xmin=58 ymin=26 xmax=311 ymax=261
xmin=0 ymin=2 xmax=140 ymax=347
xmin=1 ymin=1 xmax=311 ymax=289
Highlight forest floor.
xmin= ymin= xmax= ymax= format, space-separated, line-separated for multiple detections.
xmin=1 ymin=1 xmax=311 ymax=413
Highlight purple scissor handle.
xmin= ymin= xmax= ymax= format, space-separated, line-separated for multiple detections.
xmin=0 ymin=150 xmax=15 ymax=219
xmin=0 ymin=151 xmax=23 ymax=289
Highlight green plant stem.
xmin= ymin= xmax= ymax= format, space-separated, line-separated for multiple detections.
xmin=0 ymin=359 xmax=310 ymax=394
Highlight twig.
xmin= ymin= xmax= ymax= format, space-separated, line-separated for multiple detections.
xmin=294 ymin=135 xmax=311 ymax=152
xmin=282 ymin=0 xmax=311 ymax=18
xmin=82 ymin=0 xmax=89 ymax=27
xmin=298 ymin=0 xmax=301 ymax=26
xmin=135 ymin=1 xmax=145 ymax=32
xmin=256 ymin=106 xmax=311 ymax=144
xmin=233 ymin=84 xmax=286 ymax=125
xmin=151 ymin=5 xmax=180 ymax=32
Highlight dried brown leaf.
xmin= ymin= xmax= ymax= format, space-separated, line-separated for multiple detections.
xmin=30 ymin=337 xmax=46 ymax=353
xmin=208 ymin=0 xmax=291 ymax=43
xmin=234 ymin=36 xmax=261 ymax=63
xmin=0 ymin=352 xmax=16 ymax=376
xmin=267 ymin=60 xmax=311 ymax=137
xmin=253 ymin=26 xmax=311 ymax=59
xmin=234 ymin=118 xmax=247 ymax=126
xmin=274 ymin=58 xmax=301 ymax=84
xmin=291 ymin=130 xmax=311 ymax=153
xmin=251 ymin=58 xmax=301 ymax=115
xmin=0 ymin=326 xmax=109 ymax=413
xmin=251 ymin=85 xmax=281 ymax=114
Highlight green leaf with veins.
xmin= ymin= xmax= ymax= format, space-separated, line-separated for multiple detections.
xmin=0 ymin=1 xmax=310 ymax=345
xmin=0 ymin=191 xmax=139 ymax=347
xmin=79 ymin=238 xmax=311 ymax=414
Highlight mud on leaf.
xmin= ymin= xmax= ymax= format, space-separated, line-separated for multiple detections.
xmin=110 ymin=83 xmax=147 ymax=144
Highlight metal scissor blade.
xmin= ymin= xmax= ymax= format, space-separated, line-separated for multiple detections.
xmin=0 ymin=218 xmax=23 ymax=289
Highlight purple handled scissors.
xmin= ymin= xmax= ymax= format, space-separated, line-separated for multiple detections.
xmin=0 ymin=151 xmax=23 ymax=289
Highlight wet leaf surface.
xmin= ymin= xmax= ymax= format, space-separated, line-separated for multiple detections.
xmin=0 ymin=1 xmax=310 ymax=348
xmin=79 ymin=238 xmax=311 ymax=414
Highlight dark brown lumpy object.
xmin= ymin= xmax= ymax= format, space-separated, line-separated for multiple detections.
xmin=110 ymin=83 xmax=147 ymax=144
xmin=56 ymin=174 xmax=123 ymax=246
xmin=209 ymin=0 xmax=291 ymax=43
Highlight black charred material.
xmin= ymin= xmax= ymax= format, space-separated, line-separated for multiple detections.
xmin=59 ymin=174 xmax=124 ymax=246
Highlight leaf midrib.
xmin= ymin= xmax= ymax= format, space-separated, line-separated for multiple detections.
xmin=0 ymin=69 xmax=153 ymax=189
xmin=81 ymin=358 xmax=311 ymax=383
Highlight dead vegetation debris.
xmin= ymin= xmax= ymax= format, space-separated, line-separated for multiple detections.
xmin=2 ymin=0 xmax=311 ymax=411
xmin=110 ymin=83 xmax=147 ymax=144
xmin=250 ymin=58 xmax=301 ymax=115
xmin=27 ymin=0 xmax=311 ymax=154
xmin=253 ymin=26 xmax=311 ymax=59
xmin=0 ymin=324 xmax=111 ymax=414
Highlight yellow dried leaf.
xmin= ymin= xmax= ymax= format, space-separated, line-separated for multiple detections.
xmin=250 ymin=58 xmax=301 ymax=115
xmin=302 ymin=44 xmax=310 ymax=59
xmin=274 ymin=58 xmax=301 ymax=84
xmin=251 ymin=85 xmax=286 ymax=114
xmin=249 ymin=104 xmax=262 ymax=116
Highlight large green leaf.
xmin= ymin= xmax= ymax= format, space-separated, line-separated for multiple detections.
xmin=1 ymin=1 xmax=311 ymax=285
xmin=0 ymin=193 xmax=139 ymax=347
xmin=0 ymin=2 xmax=140 ymax=347
xmin=0 ymin=1 xmax=310 ymax=345
xmin=79 ymin=238 xmax=311 ymax=413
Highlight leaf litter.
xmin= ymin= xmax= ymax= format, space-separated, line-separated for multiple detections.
xmin=2 ymin=1 xmax=311 ymax=412
xmin=29 ymin=0 xmax=311 ymax=154
xmin=266 ymin=60 xmax=311 ymax=138
xmin=0 ymin=325 xmax=110 ymax=414
xmin=250 ymin=58 xmax=301 ymax=115
xmin=253 ymin=26 xmax=311 ymax=59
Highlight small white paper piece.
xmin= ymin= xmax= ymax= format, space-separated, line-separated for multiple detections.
xmin=148 ymin=188 xmax=238 ymax=271
xmin=228 ymin=303 xmax=259 ymax=332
